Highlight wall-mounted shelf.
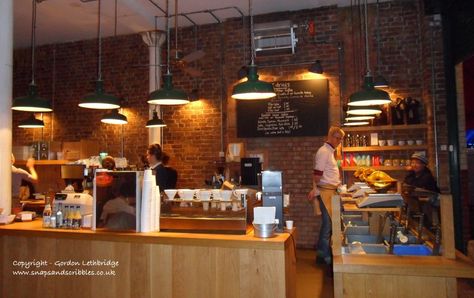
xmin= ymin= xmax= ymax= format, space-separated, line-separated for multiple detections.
xmin=16 ymin=160 xmax=70 ymax=166
xmin=343 ymin=124 xmax=427 ymax=132
xmin=341 ymin=166 xmax=408 ymax=171
xmin=342 ymin=145 xmax=427 ymax=152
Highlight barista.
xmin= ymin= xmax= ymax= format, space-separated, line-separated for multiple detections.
xmin=11 ymin=154 xmax=38 ymax=211
xmin=162 ymin=152 xmax=178 ymax=189
xmin=146 ymin=144 xmax=168 ymax=191
xmin=101 ymin=156 xmax=116 ymax=170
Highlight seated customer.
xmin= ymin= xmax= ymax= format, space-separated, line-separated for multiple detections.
xmin=403 ymin=152 xmax=440 ymax=227
xmin=403 ymin=153 xmax=439 ymax=193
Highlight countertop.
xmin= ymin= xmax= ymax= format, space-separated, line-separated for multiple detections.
xmin=0 ymin=219 xmax=294 ymax=250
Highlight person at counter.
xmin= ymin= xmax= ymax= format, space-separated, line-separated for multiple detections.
xmin=162 ymin=152 xmax=178 ymax=189
xmin=11 ymin=154 xmax=38 ymax=211
xmin=403 ymin=153 xmax=440 ymax=193
xmin=307 ymin=126 xmax=345 ymax=266
xmin=146 ymin=144 xmax=177 ymax=191
xmin=101 ymin=155 xmax=116 ymax=170
xmin=403 ymin=152 xmax=440 ymax=227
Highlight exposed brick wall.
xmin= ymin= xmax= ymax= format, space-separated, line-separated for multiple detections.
xmin=12 ymin=35 xmax=149 ymax=166
xmin=12 ymin=1 xmax=457 ymax=248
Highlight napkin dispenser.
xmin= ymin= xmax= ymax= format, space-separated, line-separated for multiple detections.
xmin=261 ymin=171 xmax=284 ymax=231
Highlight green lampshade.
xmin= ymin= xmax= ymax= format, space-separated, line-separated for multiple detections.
xmin=101 ymin=109 xmax=127 ymax=125
xmin=308 ymin=60 xmax=323 ymax=74
xmin=231 ymin=65 xmax=276 ymax=100
xmin=348 ymin=75 xmax=391 ymax=106
xmin=345 ymin=115 xmax=375 ymax=121
xmin=148 ymin=74 xmax=189 ymax=105
xmin=79 ymin=80 xmax=121 ymax=109
xmin=373 ymin=75 xmax=389 ymax=88
xmin=346 ymin=105 xmax=382 ymax=116
xmin=343 ymin=120 xmax=370 ymax=126
xmin=146 ymin=111 xmax=166 ymax=128
xmin=18 ymin=114 xmax=45 ymax=128
xmin=12 ymin=84 xmax=52 ymax=112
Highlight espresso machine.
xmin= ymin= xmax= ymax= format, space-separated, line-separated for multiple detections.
xmin=261 ymin=171 xmax=284 ymax=231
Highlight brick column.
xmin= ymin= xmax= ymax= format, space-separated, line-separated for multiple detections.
xmin=0 ymin=0 xmax=13 ymax=214
xmin=141 ymin=30 xmax=166 ymax=145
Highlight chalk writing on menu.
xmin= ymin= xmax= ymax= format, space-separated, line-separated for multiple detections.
xmin=237 ymin=79 xmax=329 ymax=138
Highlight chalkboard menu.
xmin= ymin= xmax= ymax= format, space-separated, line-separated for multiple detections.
xmin=236 ymin=79 xmax=329 ymax=138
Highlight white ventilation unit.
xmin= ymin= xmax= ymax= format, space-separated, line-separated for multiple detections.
xmin=253 ymin=20 xmax=298 ymax=56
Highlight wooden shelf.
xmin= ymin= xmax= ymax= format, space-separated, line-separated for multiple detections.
xmin=16 ymin=160 xmax=70 ymax=166
xmin=343 ymin=123 xmax=428 ymax=132
xmin=342 ymin=166 xmax=408 ymax=171
xmin=342 ymin=145 xmax=427 ymax=152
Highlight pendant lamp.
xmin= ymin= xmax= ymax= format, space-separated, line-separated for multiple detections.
xmin=148 ymin=0 xmax=189 ymax=105
xmin=345 ymin=115 xmax=375 ymax=121
xmin=18 ymin=114 xmax=45 ymax=128
xmin=348 ymin=0 xmax=390 ymax=106
xmin=343 ymin=120 xmax=370 ymax=126
xmin=101 ymin=109 xmax=127 ymax=125
xmin=231 ymin=0 xmax=276 ymax=100
xmin=12 ymin=0 xmax=52 ymax=112
xmin=146 ymin=109 xmax=166 ymax=128
xmin=308 ymin=60 xmax=324 ymax=74
xmin=79 ymin=0 xmax=121 ymax=109
xmin=346 ymin=105 xmax=381 ymax=116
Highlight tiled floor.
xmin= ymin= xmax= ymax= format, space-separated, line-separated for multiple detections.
xmin=296 ymin=249 xmax=333 ymax=298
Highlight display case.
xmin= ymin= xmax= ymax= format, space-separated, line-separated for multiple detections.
xmin=160 ymin=189 xmax=257 ymax=234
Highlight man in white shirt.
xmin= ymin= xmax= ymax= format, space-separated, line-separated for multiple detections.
xmin=308 ymin=126 xmax=344 ymax=265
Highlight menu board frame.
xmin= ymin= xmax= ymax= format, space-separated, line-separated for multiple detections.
xmin=236 ymin=79 xmax=329 ymax=138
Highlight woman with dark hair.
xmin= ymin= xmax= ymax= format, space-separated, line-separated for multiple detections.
xmin=146 ymin=144 xmax=175 ymax=191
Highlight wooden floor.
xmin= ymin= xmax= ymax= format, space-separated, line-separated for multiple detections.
xmin=296 ymin=249 xmax=474 ymax=298
xmin=296 ymin=249 xmax=334 ymax=298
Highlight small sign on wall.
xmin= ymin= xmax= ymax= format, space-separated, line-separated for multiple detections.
xmin=236 ymin=79 xmax=329 ymax=138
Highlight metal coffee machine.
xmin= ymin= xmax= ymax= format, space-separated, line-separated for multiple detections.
xmin=261 ymin=171 xmax=284 ymax=231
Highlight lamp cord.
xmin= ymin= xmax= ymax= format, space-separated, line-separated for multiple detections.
xmin=249 ymin=0 xmax=255 ymax=65
xmin=97 ymin=0 xmax=102 ymax=81
xmin=166 ymin=0 xmax=171 ymax=75
xmin=364 ymin=0 xmax=370 ymax=75
xmin=175 ymin=0 xmax=178 ymax=60
xmin=31 ymin=0 xmax=37 ymax=84
xmin=375 ymin=0 xmax=381 ymax=75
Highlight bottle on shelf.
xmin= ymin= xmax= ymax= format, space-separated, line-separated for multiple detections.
xmin=73 ymin=206 xmax=82 ymax=229
xmin=42 ymin=197 xmax=52 ymax=228
xmin=56 ymin=203 xmax=63 ymax=228
xmin=345 ymin=133 xmax=352 ymax=147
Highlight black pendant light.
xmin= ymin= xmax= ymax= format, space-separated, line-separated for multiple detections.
xmin=348 ymin=0 xmax=390 ymax=106
xmin=101 ymin=109 xmax=127 ymax=125
xmin=231 ymin=0 xmax=276 ymax=100
xmin=18 ymin=114 xmax=45 ymax=128
xmin=308 ymin=60 xmax=324 ymax=74
xmin=346 ymin=105 xmax=382 ymax=116
xmin=146 ymin=107 xmax=166 ymax=128
xmin=79 ymin=0 xmax=121 ymax=109
xmin=12 ymin=0 xmax=52 ymax=112
xmin=148 ymin=0 xmax=189 ymax=105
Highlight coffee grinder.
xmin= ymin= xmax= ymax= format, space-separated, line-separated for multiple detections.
xmin=261 ymin=171 xmax=284 ymax=231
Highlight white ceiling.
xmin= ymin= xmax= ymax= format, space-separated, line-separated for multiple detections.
xmin=13 ymin=0 xmax=380 ymax=48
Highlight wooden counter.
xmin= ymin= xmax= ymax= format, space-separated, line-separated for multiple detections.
xmin=331 ymin=195 xmax=474 ymax=298
xmin=0 ymin=220 xmax=296 ymax=298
